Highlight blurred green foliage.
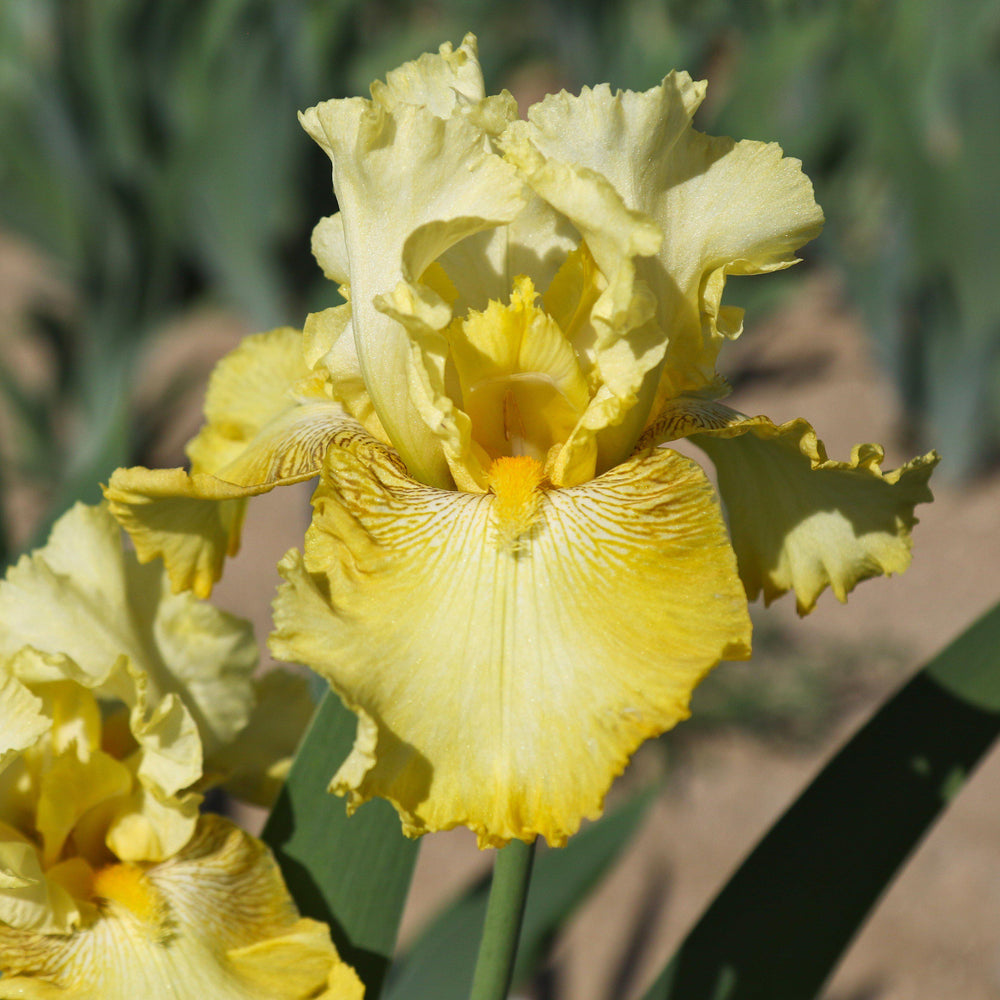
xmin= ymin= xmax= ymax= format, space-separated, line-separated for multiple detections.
xmin=1 ymin=0 xmax=997 ymax=559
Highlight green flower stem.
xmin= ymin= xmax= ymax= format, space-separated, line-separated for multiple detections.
xmin=469 ymin=839 xmax=536 ymax=1000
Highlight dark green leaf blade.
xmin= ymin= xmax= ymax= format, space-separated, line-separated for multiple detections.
xmin=262 ymin=690 xmax=419 ymax=998
xmin=643 ymin=602 xmax=1000 ymax=1000
xmin=384 ymin=788 xmax=654 ymax=1000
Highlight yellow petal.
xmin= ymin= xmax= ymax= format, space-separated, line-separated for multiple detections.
xmin=36 ymin=747 xmax=133 ymax=867
xmin=0 ymin=824 xmax=89 ymax=936
xmin=104 ymin=467 xmax=252 ymax=599
xmin=104 ymin=781 xmax=201 ymax=863
xmin=300 ymin=42 xmax=527 ymax=487
xmin=371 ymin=32 xmax=484 ymax=112
xmin=270 ymin=427 xmax=749 ymax=847
xmin=208 ymin=669 xmax=317 ymax=808
xmin=448 ymin=275 xmax=591 ymax=470
xmin=303 ymin=305 xmax=388 ymax=443
xmin=507 ymin=75 xmax=823 ymax=454
xmin=310 ymin=213 xmax=350 ymax=285
xmin=0 ymin=815 xmax=357 ymax=1000
xmin=0 ymin=504 xmax=257 ymax=759
xmin=105 ymin=324 xmax=343 ymax=597
xmin=185 ymin=327 xmax=318 ymax=476
xmin=646 ymin=398 xmax=940 ymax=613
xmin=108 ymin=405 xmax=350 ymax=600
xmin=0 ymin=672 xmax=47 ymax=775
xmin=502 ymin=125 xmax=664 ymax=479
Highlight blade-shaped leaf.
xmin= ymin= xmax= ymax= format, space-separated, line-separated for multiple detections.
xmin=643 ymin=602 xmax=1000 ymax=1000
xmin=384 ymin=789 xmax=654 ymax=1000
xmin=262 ymin=690 xmax=419 ymax=998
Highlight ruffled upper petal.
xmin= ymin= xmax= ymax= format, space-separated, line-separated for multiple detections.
xmin=0 ymin=815 xmax=361 ymax=1000
xmin=506 ymin=75 xmax=823 ymax=448
xmin=300 ymin=38 xmax=527 ymax=488
xmin=270 ymin=426 xmax=749 ymax=848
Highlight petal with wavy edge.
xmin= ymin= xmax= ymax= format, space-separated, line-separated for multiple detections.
xmin=372 ymin=32 xmax=485 ymax=113
xmin=106 ymin=397 xmax=351 ymax=597
xmin=0 ymin=505 xmax=257 ymax=762
xmin=0 ymin=815 xmax=359 ymax=1000
xmin=0 ymin=672 xmax=47 ymax=775
xmin=434 ymin=189 xmax=580 ymax=316
xmin=104 ymin=469 xmax=254 ymax=599
xmin=642 ymin=398 xmax=939 ymax=613
xmin=502 ymin=126 xmax=665 ymax=478
xmin=301 ymin=59 xmax=526 ymax=487
xmin=507 ymin=76 xmax=823 ymax=448
xmin=270 ymin=426 xmax=749 ymax=848
xmin=375 ymin=279 xmax=488 ymax=492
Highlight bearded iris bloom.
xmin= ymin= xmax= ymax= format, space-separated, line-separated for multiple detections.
xmin=106 ymin=36 xmax=937 ymax=848
xmin=0 ymin=503 xmax=359 ymax=998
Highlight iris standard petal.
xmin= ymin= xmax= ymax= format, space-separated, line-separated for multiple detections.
xmin=270 ymin=425 xmax=749 ymax=848
xmin=509 ymin=75 xmax=823 ymax=426
xmin=300 ymin=39 xmax=526 ymax=488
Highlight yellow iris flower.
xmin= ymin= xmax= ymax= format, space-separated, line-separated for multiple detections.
xmin=105 ymin=35 xmax=937 ymax=848
xmin=0 ymin=504 xmax=359 ymax=998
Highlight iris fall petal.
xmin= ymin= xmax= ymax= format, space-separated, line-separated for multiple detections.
xmin=270 ymin=425 xmax=750 ymax=847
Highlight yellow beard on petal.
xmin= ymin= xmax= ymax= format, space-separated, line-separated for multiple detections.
xmin=487 ymin=455 xmax=545 ymax=548
xmin=92 ymin=863 xmax=165 ymax=930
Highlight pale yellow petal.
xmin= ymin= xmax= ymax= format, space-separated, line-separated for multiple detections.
xmin=645 ymin=399 xmax=940 ymax=613
xmin=185 ymin=327 xmax=317 ymax=476
xmin=0 ymin=816 xmax=355 ymax=1000
xmin=0 ymin=504 xmax=258 ymax=776
xmin=434 ymin=189 xmax=579 ymax=315
xmin=371 ymin=32 xmax=485 ymax=113
xmin=374 ymin=278 xmax=487 ymax=492
xmin=0 ymin=504 xmax=147 ymax=684
xmin=303 ymin=306 xmax=388 ymax=442
xmin=209 ymin=669 xmax=317 ymax=808
xmin=502 ymin=125 xmax=665 ymax=478
xmin=270 ymin=427 xmax=749 ymax=847
xmin=148 ymin=582 xmax=257 ymax=756
xmin=0 ymin=826 xmax=86 ymax=935
xmin=310 ymin=213 xmax=350 ymax=286
xmin=228 ymin=920 xmax=364 ymax=1000
xmin=0 ymin=672 xmax=48 ymax=774
xmin=508 ymin=75 xmax=823 ymax=445
xmin=300 ymin=69 xmax=527 ymax=487
xmin=104 ymin=781 xmax=201 ymax=863
xmin=106 ymin=397 xmax=349 ymax=597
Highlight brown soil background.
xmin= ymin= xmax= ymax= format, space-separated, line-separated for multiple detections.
xmin=3 ymin=233 xmax=1000 ymax=998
